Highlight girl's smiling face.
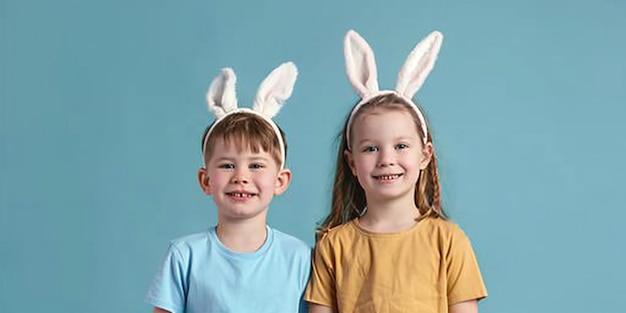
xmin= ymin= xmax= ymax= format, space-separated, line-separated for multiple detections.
xmin=346 ymin=107 xmax=432 ymax=205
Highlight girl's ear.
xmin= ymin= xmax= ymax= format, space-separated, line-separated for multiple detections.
xmin=344 ymin=150 xmax=357 ymax=176
xmin=274 ymin=168 xmax=292 ymax=196
xmin=419 ymin=142 xmax=434 ymax=170
xmin=344 ymin=30 xmax=379 ymax=99
xmin=198 ymin=168 xmax=212 ymax=195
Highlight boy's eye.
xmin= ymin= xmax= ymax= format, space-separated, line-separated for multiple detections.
xmin=362 ymin=145 xmax=378 ymax=153
xmin=218 ymin=163 xmax=235 ymax=169
xmin=250 ymin=163 xmax=265 ymax=169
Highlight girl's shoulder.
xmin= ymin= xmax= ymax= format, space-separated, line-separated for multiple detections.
xmin=316 ymin=217 xmax=471 ymax=247
xmin=316 ymin=220 xmax=360 ymax=242
xmin=420 ymin=216 xmax=461 ymax=230
xmin=418 ymin=216 xmax=469 ymax=241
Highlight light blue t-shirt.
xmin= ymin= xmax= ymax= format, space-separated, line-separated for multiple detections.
xmin=146 ymin=226 xmax=311 ymax=313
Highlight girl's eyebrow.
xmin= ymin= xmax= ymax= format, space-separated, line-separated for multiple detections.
xmin=356 ymin=138 xmax=375 ymax=146
xmin=357 ymin=135 xmax=416 ymax=145
xmin=395 ymin=136 xmax=417 ymax=141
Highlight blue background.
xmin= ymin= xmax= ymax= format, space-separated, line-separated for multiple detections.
xmin=2 ymin=0 xmax=625 ymax=312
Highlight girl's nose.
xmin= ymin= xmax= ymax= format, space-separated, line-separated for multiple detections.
xmin=377 ymin=149 xmax=395 ymax=167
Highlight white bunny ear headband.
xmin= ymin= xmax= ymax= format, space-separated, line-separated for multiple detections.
xmin=203 ymin=62 xmax=298 ymax=169
xmin=344 ymin=29 xmax=443 ymax=147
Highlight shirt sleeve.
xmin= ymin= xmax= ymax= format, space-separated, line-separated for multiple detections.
xmin=298 ymin=297 xmax=309 ymax=313
xmin=445 ymin=227 xmax=488 ymax=305
xmin=304 ymin=234 xmax=337 ymax=308
xmin=146 ymin=242 xmax=189 ymax=313
xmin=298 ymin=248 xmax=313 ymax=313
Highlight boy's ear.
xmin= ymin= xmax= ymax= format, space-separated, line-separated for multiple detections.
xmin=274 ymin=168 xmax=292 ymax=196
xmin=419 ymin=143 xmax=434 ymax=170
xmin=198 ymin=168 xmax=212 ymax=195
xmin=344 ymin=150 xmax=357 ymax=176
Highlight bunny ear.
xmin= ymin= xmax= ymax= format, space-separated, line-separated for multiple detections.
xmin=253 ymin=62 xmax=298 ymax=118
xmin=206 ymin=68 xmax=238 ymax=118
xmin=395 ymin=31 xmax=443 ymax=99
xmin=344 ymin=30 xmax=379 ymax=98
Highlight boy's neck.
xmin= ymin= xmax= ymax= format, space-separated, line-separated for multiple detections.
xmin=359 ymin=196 xmax=420 ymax=233
xmin=216 ymin=220 xmax=268 ymax=253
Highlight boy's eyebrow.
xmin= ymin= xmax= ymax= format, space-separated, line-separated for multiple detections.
xmin=212 ymin=156 xmax=234 ymax=162
xmin=247 ymin=155 xmax=272 ymax=162
xmin=212 ymin=155 xmax=272 ymax=162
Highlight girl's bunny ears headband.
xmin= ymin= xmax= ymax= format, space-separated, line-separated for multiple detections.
xmin=344 ymin=29 xmax=443 ymax=147
xmin=203 ymin=62 xmax=298 ymax=169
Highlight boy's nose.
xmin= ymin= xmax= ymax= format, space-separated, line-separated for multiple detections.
xmin=231 ymin=170 xmax=249 ymax=184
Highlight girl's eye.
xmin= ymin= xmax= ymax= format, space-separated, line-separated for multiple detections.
xmin=218 ymin=163 xmax=235 ymax=169
xmin=250 ymin=163 xmax=265 ymax=169
xmin=395 ymin=143 xmax=409 ymax=150
xmin=362 ymin=146 xmax=378 ymax=153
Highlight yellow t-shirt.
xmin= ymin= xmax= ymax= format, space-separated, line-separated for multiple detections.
xmin=305 ymin=216 xmax=487 ymax=313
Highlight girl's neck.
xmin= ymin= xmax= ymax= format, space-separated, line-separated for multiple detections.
xmin=215 ymin=219 xmax=268 ymax=253
xmin=359 ymin=197 xmax=420 ymax=233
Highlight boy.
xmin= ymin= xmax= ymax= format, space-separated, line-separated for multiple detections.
xmin=147 ymin=63 xmax=311 ymax=313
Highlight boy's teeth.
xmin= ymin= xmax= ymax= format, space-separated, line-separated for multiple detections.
xmin=229 ymin=192 xmax=253 ymax=198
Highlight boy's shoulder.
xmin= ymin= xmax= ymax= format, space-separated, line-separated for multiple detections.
xmin=166 ymin=229 xmax=213 ymax=255
xmin=269 ymin=226 xmax=311 ymax=254
xmin=171 ymin=229 xmax=211 ymax=244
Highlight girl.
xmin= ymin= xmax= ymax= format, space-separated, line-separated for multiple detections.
xmin=305 ymin=30 xmax=488 ymax=313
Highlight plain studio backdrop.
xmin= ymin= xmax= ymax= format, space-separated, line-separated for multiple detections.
xmin=2 ymin=0 xmax=625 ymax=312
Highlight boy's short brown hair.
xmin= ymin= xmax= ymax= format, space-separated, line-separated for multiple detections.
xmin=201 ymin=112 xmax=287 ymax=167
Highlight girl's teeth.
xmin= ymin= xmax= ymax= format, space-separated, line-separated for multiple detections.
xmin=378 ymin=174 xmax=399 ymax=180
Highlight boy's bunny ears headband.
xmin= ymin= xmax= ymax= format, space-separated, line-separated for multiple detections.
xmin=344 ymin=29 xmax=443 ymax=146
xmin=203 ymin=62 xmax=298 ymax=169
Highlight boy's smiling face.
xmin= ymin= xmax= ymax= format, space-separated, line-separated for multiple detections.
xmin=199 ymin=138 xmax=291 ymax=223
